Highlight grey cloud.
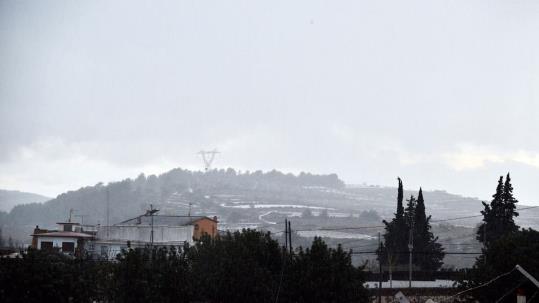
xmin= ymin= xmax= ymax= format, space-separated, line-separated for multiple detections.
xmin=1 ymin=0 xmax=539 ymax=202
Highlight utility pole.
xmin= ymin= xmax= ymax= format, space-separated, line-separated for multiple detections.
xmin=147 ymin=204 xmax=159 ymax=249
xmin=106 ymin=188 xmax=110 ymax=238
xmin=378 ymin=232 xmax=382 ymax=303
xmin=284 ymin=219 xmax=288 ymax=251
xmin=387 ymin=252 xmax=393 ymax=289
xmin=408 ymin=226 xmax=413 ymax=288
xmin=75 ymin=214 xmax=86 ymax=226
xmin=151 ymin=204 xmax=154 ymax=248
xmin=288 ymin=220 xmax=292 ymax=255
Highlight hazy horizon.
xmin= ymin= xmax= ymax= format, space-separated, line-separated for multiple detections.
xmin=2 ymin=1 xmax=539 ymax=205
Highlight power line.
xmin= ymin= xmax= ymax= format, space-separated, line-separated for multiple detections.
xmin=350 ymin=251 xmax=482 ymax=255
xmin=346 ymin=243 xmax=379 ymax=250
xmin=432 ymin=205 xmax=539 ymax=223
xmin=275 ymin=205 xmax=539 ymax=233
xmin=494 ymin=279 xmax=527 ymax=303
xmin=274 ymin=253 xmax=286 ymax=303
xmin=440 ymin=267 xmax=517 ymax=302
xmin=294 ymin=225 xmax=385 ymax=232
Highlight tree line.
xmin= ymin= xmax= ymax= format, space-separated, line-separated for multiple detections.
xmin=0 ymin=229 xmax=369 ymax=303
xmin=377 ymin=178 xmax=445 ymax=272
xmin=376 ymin=174 xmax=539 ymax=302
xmin=458 ymin=173 xmax=539 ymax=302
xmin=0 ymin=168 xmax=345 ymax=242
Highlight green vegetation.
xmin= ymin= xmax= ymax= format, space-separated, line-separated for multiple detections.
xmin=412 ymin=188 xmax=444 ymax=271
xmin=458 ymin=174 xmax=539 ymax=302
xmin=476 ymin=173 xmax=519 ymax=246
xmin=0 ymin=229 xmax=369 ymax=303
xmin=459 ymin=229 xmax=539 ymax=302
xmin=0 ymin=168 xmax=345 ymax=242
xmin=377 ymin=179 xmax=444 ymax=271
xmin=377 ymin=178 xmax=409 ymax=266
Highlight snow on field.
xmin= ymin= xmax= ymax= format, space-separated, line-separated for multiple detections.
xmin=220 ymin=203 xmax=251 ymax=209
xmin=364 ymin=280 xmax=455 ymax=288
xmin=220 ymin=203 xmax=334 ymax=210
xmin=259 ymin=211 xmax=277 ymax=224
xmin=220 ymin=223 xmax=261 ymax=230
xmin=297 ymin=230 xmax=374 ymax=239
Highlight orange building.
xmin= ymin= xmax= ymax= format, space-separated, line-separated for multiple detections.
xmin=191 ymin=216 xmax=218 ymax=239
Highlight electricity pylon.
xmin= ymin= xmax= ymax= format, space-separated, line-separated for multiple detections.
xmin=197 ymin=149 xmax=219 ymax=172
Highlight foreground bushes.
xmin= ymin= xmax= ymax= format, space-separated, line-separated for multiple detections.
xmin=0 ymin=229 xmax=369 ymax=303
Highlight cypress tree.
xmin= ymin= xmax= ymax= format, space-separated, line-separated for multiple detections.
xmin=378 ymin=178 xmax=411 ymax=267
xmin=393 ymin=178 xmax=408 ymax=264
xmin=405 ymin=195 xmax=416 ymax=228
xmin=396 ymin=177 xmax=404 ymax=219
xmin=412 ymin=188 xmax=444 ymax=271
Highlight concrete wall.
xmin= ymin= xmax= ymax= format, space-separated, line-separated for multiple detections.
xmin=97 ymin=225 xmax=195 ymax=245
xmin=91 ymin=242 xmax=125 ymax=260
xmin=37 ymin=237 xmax=78 ymax=251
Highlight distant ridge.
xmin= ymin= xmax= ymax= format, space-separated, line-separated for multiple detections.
xmin=1 ymin=167 xmax=537 ymax=248
xmin=0 ymin=189 xmax=51 ymax=212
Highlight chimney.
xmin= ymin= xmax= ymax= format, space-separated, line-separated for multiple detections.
xmin=213 ymin=216 xmax=218 ymax=222
xmin=31 ymin=225 xmax=42 ymax=249
xmin=33 ymin=225 xmax=44 ymax=234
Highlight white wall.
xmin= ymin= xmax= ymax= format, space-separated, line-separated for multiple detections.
xmin=97 ymin=225 xmax=194 ymax=245
xmin=37 ymin=237 xmax=78 ymax=251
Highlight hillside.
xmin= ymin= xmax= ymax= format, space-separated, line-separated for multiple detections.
xmin=0 ymin=168 xmax=344 ymax=242
xmin=1 ymin=167 xmax=538 ymax=268
xmin=0 ymin=189 xmax=50 ymax=212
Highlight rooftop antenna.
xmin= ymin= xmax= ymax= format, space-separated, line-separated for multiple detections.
xmin=197 ymin=149 xmax=219 ymax=172
xmin=68 ymin=208 xmax=74 ymax=223
xmin=74 ymin=214 xmax=86 ymax=225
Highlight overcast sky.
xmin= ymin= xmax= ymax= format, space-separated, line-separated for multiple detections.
xmin=1 ymin=0 xmax=539 ymax=205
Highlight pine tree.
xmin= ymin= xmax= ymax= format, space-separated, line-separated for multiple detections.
xmin=501 ymin=173 xmax=519 ymax=233
xmin=460 ymin=229 xmax=539 ymax=302
xmin=477 ymin=174 xmax=519 ymax=247
xmin=412 ymin=188 xmax=444 ymax=271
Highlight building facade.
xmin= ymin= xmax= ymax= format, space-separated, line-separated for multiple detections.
xmin=31 ymin=222 xmax=96 ymax=256
xmin=92 ymin=214 xmax=218 ymax=259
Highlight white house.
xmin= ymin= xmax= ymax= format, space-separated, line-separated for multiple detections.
xmin=31 ymin=222 xmax=95 ymax=256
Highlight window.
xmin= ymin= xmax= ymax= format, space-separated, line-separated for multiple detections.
xmin=101 ymin=246 xmax=108 ymax=258
xmin=62 ymin=242 xmax=75 ymax=253
xmin=40 ymin=241 xmax=53 ymax=250
xmin=63 ymin=224 xmax=72 ymax=232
